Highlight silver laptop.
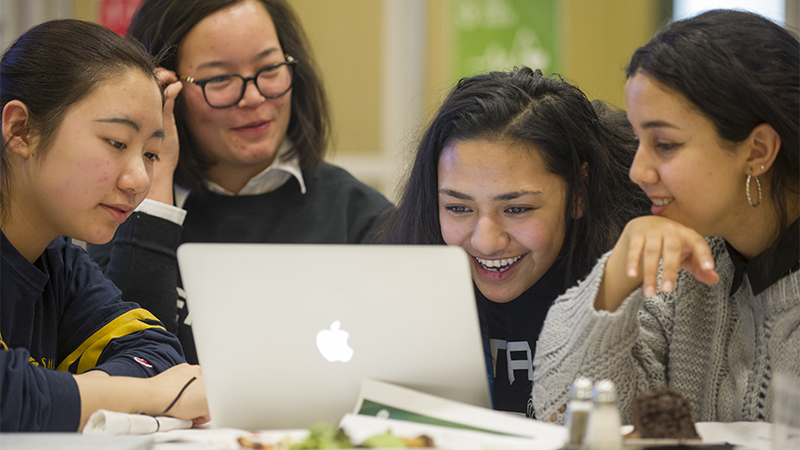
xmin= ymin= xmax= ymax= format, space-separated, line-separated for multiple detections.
xmin=177 ymin=243 xmax=491 ymax=430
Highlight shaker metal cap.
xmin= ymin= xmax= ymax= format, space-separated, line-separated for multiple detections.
xmin=571 ymin=377 xmax=594 ymax=400
xmin=593 ymin=379 xmax=617 ymax=404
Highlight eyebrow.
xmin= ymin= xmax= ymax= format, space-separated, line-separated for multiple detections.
xmin=438 ymin=189 xmax=543 ymax=201
xmin=95 ymin=118 xmax=165 ymax=139
xmin=640 ymin=120 xmax=681 ymax=130
xmin=195 ymin=48 xmax=280 ymax=72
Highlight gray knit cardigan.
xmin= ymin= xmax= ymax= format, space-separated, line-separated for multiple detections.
xmin=532 ymin=237 xmax=800 ymax=424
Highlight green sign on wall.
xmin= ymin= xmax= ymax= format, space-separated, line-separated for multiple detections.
xmin=453 ymin=0 xmax=559 ymax=80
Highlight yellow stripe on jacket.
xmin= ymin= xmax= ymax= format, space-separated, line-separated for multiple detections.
xmin=56 ymin=308 xmax=165 ymax=374
xmin=0 ymin=330 xmax=51 ymax=367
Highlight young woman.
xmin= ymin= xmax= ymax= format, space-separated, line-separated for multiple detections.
xmin=378 ymin=67 xmax=650 ymax=415
xmin=533 ymin=9 xmax=799 ymax=424
xmin=1 ymin=19 xmax=209 ymax=432
xmin=87 ymin=0 xmax=393 ymax=363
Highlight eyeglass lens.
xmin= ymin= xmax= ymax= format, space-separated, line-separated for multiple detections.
xmin=204 ymin=63 xmax=294 ymax=107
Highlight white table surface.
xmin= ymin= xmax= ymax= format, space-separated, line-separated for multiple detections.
xmin=0 ymin=419 xmax=776 ymax=450
xmin=145 ymin=419 xmax=775 ymax=450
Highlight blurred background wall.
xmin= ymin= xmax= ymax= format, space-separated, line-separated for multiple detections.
xmin=1 ymin=0 xmax=797 ymax=201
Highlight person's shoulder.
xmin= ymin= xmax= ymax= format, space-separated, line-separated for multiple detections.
xmin=706 ymin=236 xmax=730 ymax=260
xmin=41 ymin=237 xmax=76 ymax=265
xmin=45 ymin=236 xmax=73 ymax=250
xmin=44 ymin=237 xmax=106 ymax=277
xmin=304 ymin=162 xmax=360 ymax=182
xmin=669 ymin=236 xmax=731 ymax=303
xmin=304 ymin=162 xmax=391 ymax=202
xmin=707 ymin=237 xmax=734 ymax=286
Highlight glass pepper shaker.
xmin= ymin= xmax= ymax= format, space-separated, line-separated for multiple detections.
xmin=564 ymin=377 xmax=594 ymax=450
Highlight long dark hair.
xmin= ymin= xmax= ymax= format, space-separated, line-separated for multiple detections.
xmin=378 ymin=67 xmax=650 ymax=289
xmin=627 ymin=9 xmax=800 ymax=256
xmin=128 ymin=0 xmax=330 ymax=192
xmin=1 ymin=19 xmax=158 ymax=223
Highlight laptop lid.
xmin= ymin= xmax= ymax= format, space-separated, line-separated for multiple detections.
xmin=177 ymin=243 xmax=491 ymax=430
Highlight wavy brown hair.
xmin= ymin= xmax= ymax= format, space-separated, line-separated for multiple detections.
xmin=378 ymin=68 xmax=650 ymax=289
xmin=128 ymin=0 xmax=330 ymax=193
xmin=627 ymin=9 xmax=799 ymax=269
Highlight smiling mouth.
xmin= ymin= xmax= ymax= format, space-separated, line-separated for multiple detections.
xmin=651 ymin=197 xmax=674 ymax=206
xmin=474 ymin=255 xmax=523 ymax=272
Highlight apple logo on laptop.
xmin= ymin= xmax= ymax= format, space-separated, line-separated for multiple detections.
xmin=316 ymin=320 xmax=354 ymax=362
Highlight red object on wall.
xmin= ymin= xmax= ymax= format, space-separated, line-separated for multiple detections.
xmin=98 ymin=0 xmax=145 ymax=35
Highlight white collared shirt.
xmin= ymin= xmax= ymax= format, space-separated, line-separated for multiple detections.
xmin=135 ymin=139 xmax=306 ymax=225
xmin=201 ymin=138 xmax=307 ymax=197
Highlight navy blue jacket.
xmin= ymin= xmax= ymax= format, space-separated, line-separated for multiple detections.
xmin=1 ymin=233 xmax=185 ymax=431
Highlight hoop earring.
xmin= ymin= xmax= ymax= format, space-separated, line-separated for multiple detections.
xmin=746 ymin=168 xmax=762 ymax=207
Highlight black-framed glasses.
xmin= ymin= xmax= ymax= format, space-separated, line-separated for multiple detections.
xmin=179 ymin=55 xmax=297 ymax=108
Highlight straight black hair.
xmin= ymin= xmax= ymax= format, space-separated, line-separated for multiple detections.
xmin=1 ymin=19 xmax=158 ymax=222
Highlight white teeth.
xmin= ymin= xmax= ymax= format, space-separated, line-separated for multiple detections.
xmin=651 ymin=198 xmax=673 ymax=206
xmin=475 ymin=255 xmax=522 ymax=272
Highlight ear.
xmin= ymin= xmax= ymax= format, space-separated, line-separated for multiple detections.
xmin=2 ymin=100 xmax=32 ymax=158
xmin=572 ymin=162 xmax=590 ymax=219
xmin=744 ymin=123 xmax=780 ymax=177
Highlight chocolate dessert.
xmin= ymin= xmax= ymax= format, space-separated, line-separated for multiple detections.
xmin=629 ymin=387 xmax=701 ymax=440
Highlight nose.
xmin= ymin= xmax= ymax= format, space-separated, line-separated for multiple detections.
xmin=628 ymin=144 xmax=658 ymax=187
xmin=470 ymin=214 xmax=509 ymax=256
xmin=118 ymin=155 xmax=151 ymax=199
xmin=238 ymin=78 xmax=266 ymax=108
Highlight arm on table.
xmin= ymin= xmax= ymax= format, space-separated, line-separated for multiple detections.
xmin=1 ymin=349 xmax=82 ymax=431
xmin=64 ymin=244 xmax=208 ymax=431
xmin=531 ymin=216 xmax=720 ymax=422
xmin=532 ymin=250 xmax=675 ymax=424
xmin=1 ymin=350 xmax=208 ymax=432
xmin=74 ymin=363 xmax=209 ymax=432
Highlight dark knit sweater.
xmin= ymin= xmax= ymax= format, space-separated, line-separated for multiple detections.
xmin=88 ymin=163 xmax=393 ymax=363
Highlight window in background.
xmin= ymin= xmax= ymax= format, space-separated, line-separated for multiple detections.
xmin=452 ymin=0 xmax=559 ymax=80
xmin=674 ymin=0 xmax=785 ymax=24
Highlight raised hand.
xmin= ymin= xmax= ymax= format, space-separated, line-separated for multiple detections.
xmin=596 ymin=215 xmax=719 ymax=312
xmin=147 ymin=68 xmax=182 ymax=205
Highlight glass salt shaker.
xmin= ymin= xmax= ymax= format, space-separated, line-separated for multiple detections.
xmin=581 ymin=379 xmax=623 ymax=450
